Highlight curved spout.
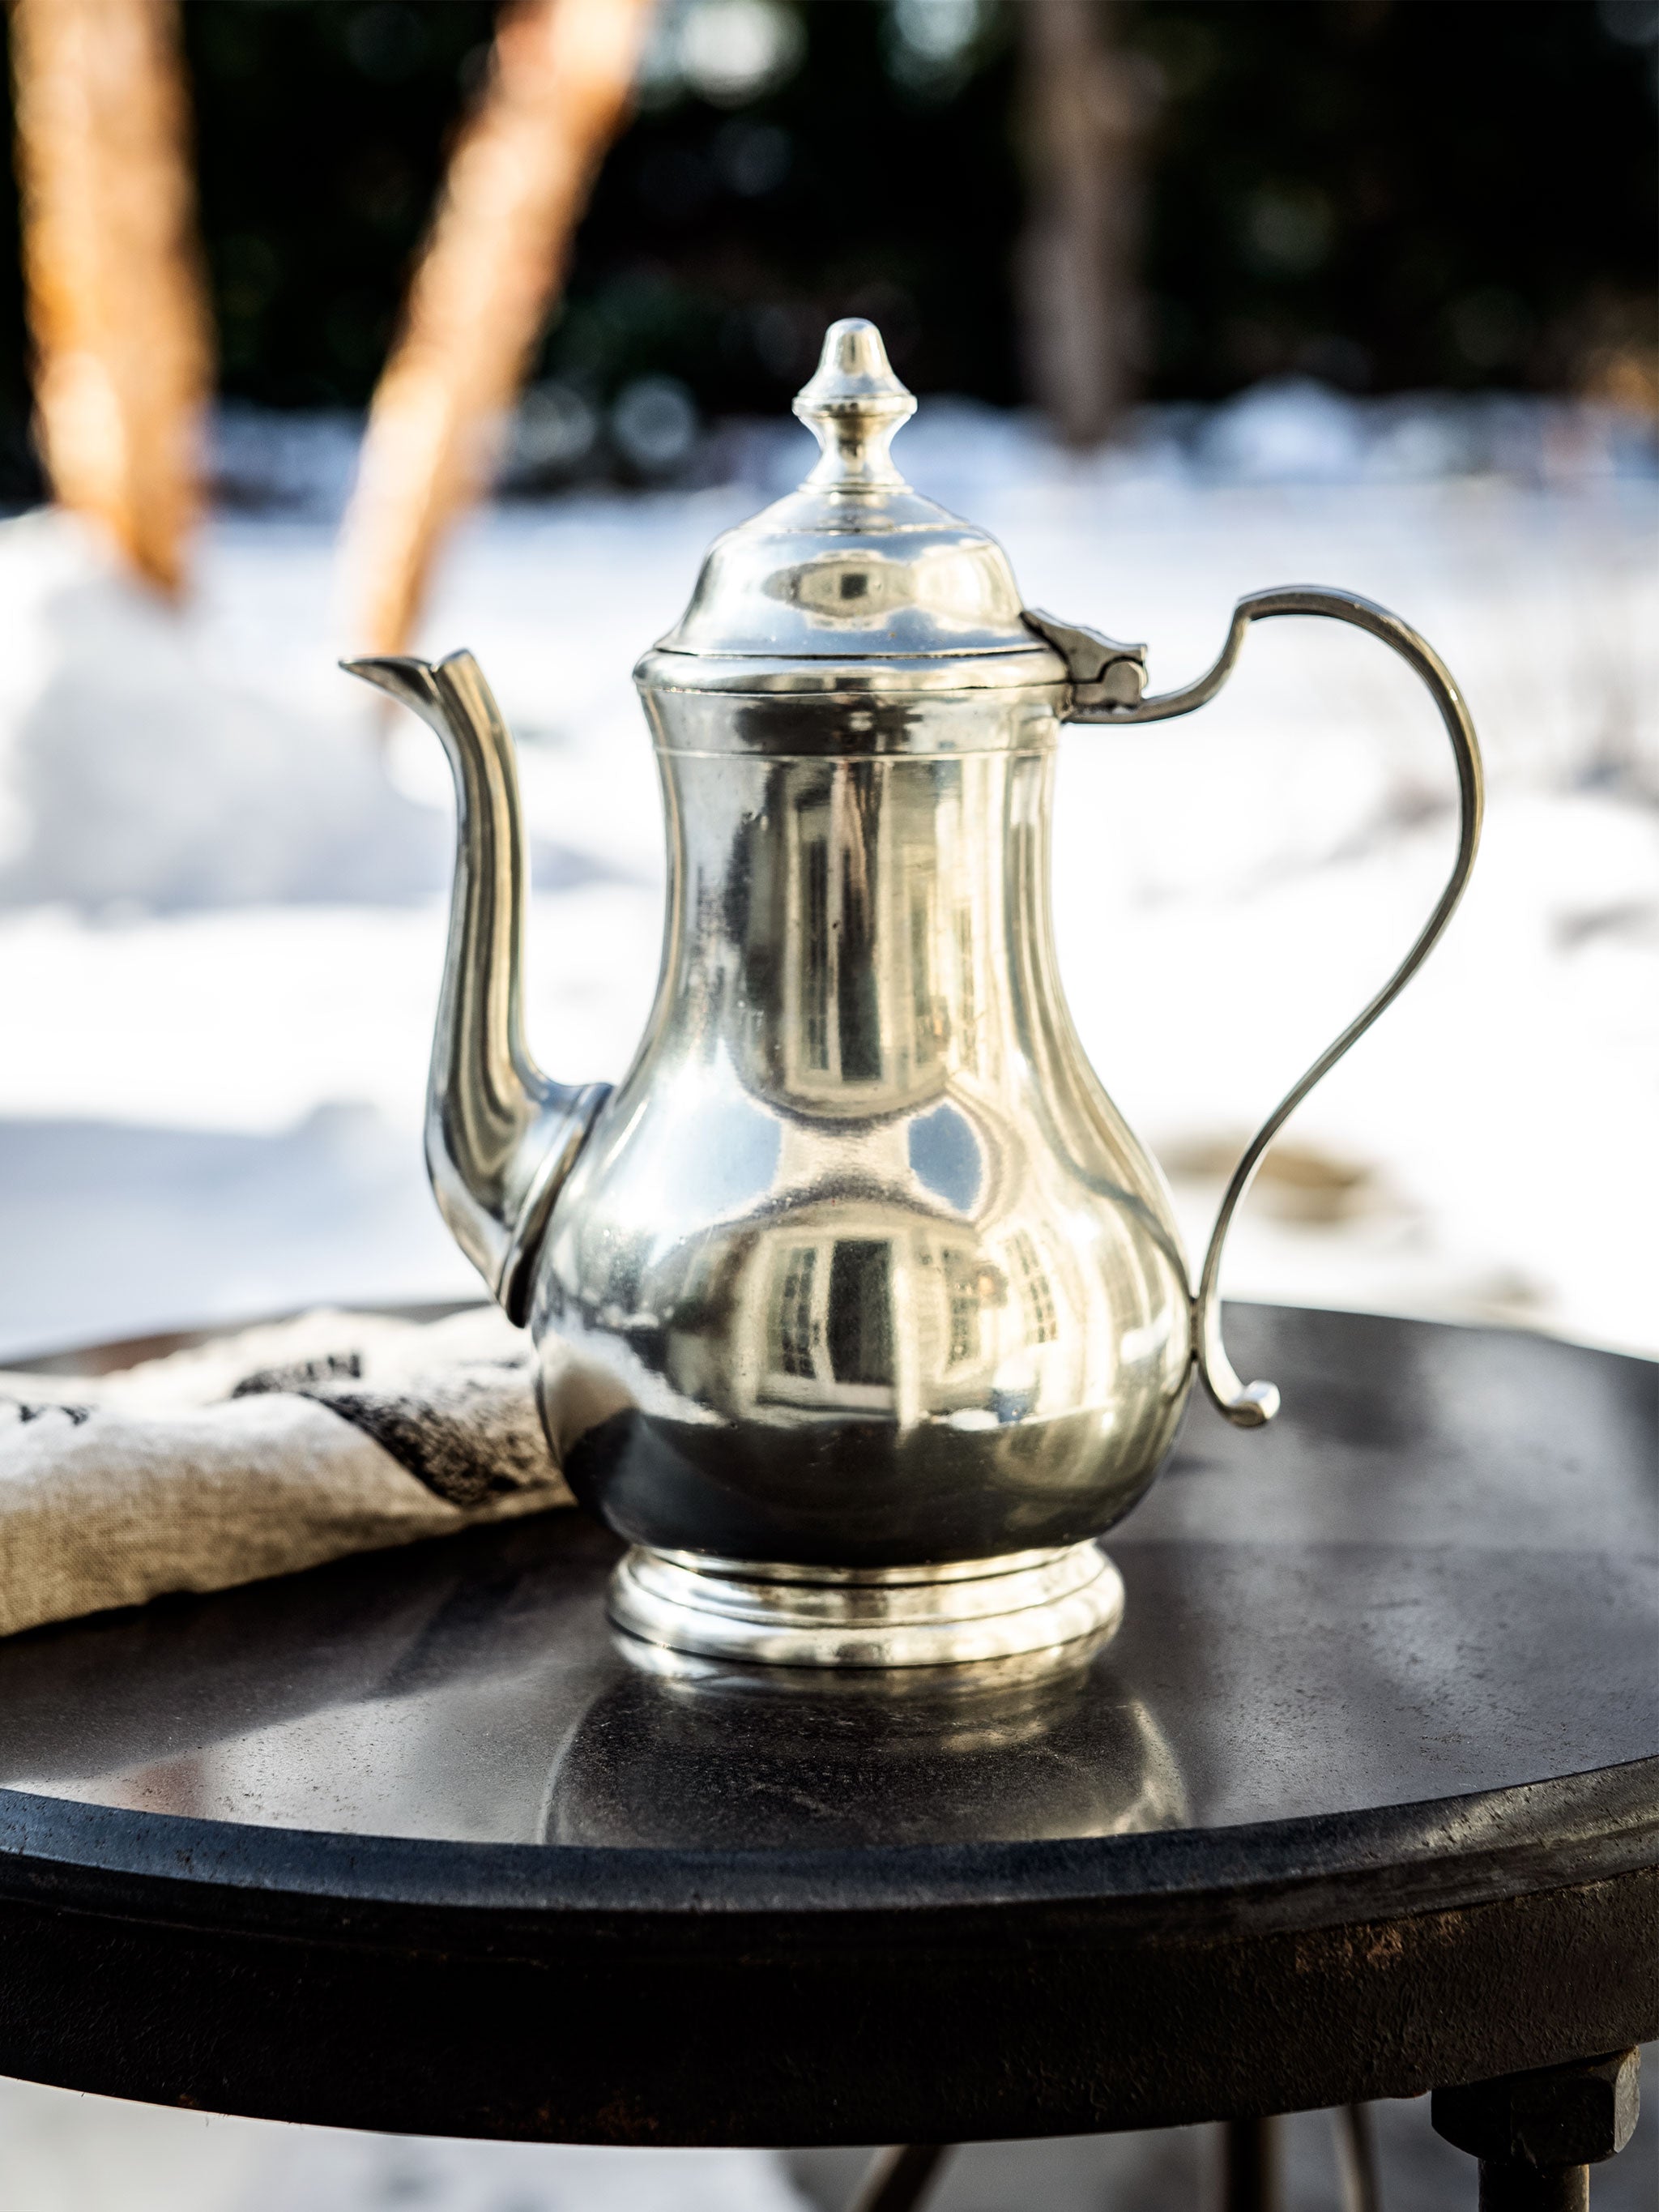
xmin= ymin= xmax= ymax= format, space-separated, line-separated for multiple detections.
xmin=341 ymin=650 xmax=610 ymax=1323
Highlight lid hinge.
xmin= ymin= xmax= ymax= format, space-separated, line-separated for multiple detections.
xmin=1023 ymin=609 xmax=1147 ymax=710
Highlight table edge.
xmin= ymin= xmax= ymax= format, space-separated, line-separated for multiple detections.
xmin=1 ymin=1758 xmax=1654 ymax=1953
xmin=15 ymin=1298 xmax=1657 ymax=1382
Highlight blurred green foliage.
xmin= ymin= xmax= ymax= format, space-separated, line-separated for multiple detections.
xmin=0 ymin=0 xmax=1651 ymax=499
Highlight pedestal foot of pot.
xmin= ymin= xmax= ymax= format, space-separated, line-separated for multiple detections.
xmin=607 ymin=1540 xmax=1124 ymax=1668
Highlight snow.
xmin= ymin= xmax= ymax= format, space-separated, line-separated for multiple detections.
xmin=0 ymin=2077 xmax=814 ymax=2212
xmin=0 ymin=387 xmax=1653 ymax=1364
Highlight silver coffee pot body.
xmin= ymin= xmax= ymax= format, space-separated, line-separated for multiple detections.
xmin=348 ymin=321 xmax=1482 ymax=1669
xmin=539 ymin=691 xmax=1192 ymax=1572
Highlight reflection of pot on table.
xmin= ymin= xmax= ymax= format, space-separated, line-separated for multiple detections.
xmin=542 ymin=1635 xmax=1188 ymax=1851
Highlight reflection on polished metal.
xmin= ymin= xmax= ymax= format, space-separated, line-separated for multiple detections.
xmin=544 ymin=1626 xmax=1188 ymax=1850
xmin=610 ymin=1611 xmax=1124 ymax=1701
xmin=345 ymin=316 xmax=1484 ymax=1668
xmin=608 ymin=1541 xmax=1124 ymax=1667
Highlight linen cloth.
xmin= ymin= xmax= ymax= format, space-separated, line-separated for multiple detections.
xmin=0 ymin=1305 xmax=574 ymax=1639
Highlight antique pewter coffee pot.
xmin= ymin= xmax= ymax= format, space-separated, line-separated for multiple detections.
xmin=348 ymin=321 xmax=1482 ymax=1671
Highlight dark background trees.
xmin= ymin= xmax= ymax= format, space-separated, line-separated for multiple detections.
xmin=0 ymin=0 xmax=1651 ymax=499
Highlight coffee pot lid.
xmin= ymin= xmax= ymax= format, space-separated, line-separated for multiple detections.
xmin=636 ymin=320 xmax=1064 ymax=694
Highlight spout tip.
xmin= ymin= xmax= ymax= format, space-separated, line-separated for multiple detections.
xmin=339 ymin=653 xmax=441 ymax=711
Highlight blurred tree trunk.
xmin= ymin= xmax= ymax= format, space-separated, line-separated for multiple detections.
xmin=1017 ymin=0 xmax=1149 ymax=446
xmin=8 ymin=0 xmax=211 ymax=596
xmin=341 ymin=0 xmax=655 ymax=660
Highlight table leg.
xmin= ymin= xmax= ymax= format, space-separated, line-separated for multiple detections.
xmin=1332 ymin=2103 xmax=1380 ymax=2212
xmin=1222 ymin=2114 xmax=1281 ymax=2210
xmin=1431 ymin=2048 xmax=1640 ymax=2210
xmin=847 ymin=2142 xmax=953 ymax=2212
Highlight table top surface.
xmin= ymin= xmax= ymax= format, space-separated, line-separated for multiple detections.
xmin=0 ymin=1301 xmax=1654 ymax=2147
xmin=1 ymin=1302 xmax=1653 ymax=1908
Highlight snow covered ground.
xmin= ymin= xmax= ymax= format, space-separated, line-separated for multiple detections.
xmin=0 ymin=382 xmax=1653 ymax=1362
xmin=0 ymin=385 xmax=1653 ymax=2208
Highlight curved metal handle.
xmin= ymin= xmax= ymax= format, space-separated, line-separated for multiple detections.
xmin=1065 ymin=586 xmax=1484 ymax=1427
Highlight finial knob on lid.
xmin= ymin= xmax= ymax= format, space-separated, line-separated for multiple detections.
xmin=643 ymin=314 xmax=1058 ymax=676
xmin=792 ymin=318 xmax=917 ymax=490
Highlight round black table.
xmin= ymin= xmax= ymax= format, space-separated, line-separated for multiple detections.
xmin=0 ymin=1305 xmax=1653 ymax=2209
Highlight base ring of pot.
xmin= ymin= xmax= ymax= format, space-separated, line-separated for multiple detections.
xmin=606 ymin=1540 xmax=1124 ymax=1669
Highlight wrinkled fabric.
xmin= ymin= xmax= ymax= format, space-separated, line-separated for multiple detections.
xmin=0 ymin=1306 xmax=573 ymax=1638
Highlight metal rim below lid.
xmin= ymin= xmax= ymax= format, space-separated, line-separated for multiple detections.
xmin=633 ymin=643 xmax=1068 ymax=697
